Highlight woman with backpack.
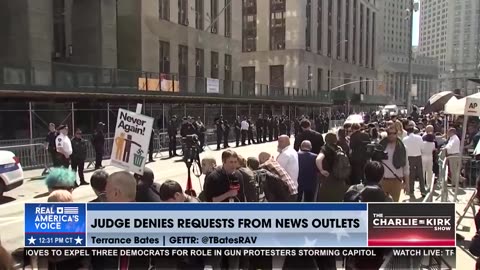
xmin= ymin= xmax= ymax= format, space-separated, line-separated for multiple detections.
xmin=315 ymin=132 xmax=348 ymax=202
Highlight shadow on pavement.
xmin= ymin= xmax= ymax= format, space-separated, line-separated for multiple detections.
xmin=0 ymin=196 xmax=16 ymax=205
xmin=33 ymin=192 xmax=50 ymax=199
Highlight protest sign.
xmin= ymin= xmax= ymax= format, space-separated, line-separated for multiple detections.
xmin=110 ymin=108 xmax=153 ymax=175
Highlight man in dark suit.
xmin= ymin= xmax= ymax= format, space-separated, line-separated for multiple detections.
xmin=349 ymin=123 xmax=371 ymax=185
xmin=297 ymin=140 xmax=318 ymax=202
xmin=293 ymin=119 xmax=325 ymax=154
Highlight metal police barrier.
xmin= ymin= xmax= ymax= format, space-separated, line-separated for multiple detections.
xmin=379 ymin=252 xmax=423 ymax=270
xmin=0 ymin=143 xmax=49 ymax=172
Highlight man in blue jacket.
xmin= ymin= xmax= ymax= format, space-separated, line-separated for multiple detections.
xmin=297 ymin=140 xmax=318 ymax=202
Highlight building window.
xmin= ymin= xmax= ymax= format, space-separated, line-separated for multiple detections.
xmin=336 ymin=0 xmax=342 ymax=60
xmin=371 ymin=12 xmax=375 ymax=68
xmin=195 ymin=0 xmax=204 ymax=30
xmin=178 ymin=45 xmax=189 ymax=91
xmin=327 ymin=0 xmax=333 ymax=56
xmin=345 ymin=0 xmax=350 ymax=62
xmin=225 ymin=0 xmax=232 ymax=37
xmin=306 ymin=0 xmax=312 ymax=51
xmin=210 ymin=0 xmax=219 ymax=33
xmin=53 ymin=0 xmax=66 ymax=60
xmin=211 ymin=51 xmax=219 ymax=79
xmin=328 ymin=70 xmax=332 ymax=90
xmin=360 ymin=3 xmax=364 ymax=65
xmin=159 ymin=41 xmax=170 ymax=73
xmin=270 ymin=0 xmax=286 ymax=50
xmin=307 ymin=66 xmax=312 ymax=92
xmin=366 ymin=8 xmax=370 ymax=68
xmin=224 ymin=54 xmax=232 ymax=92
xmin=352 ymin=0 xmax=357 ymax=63
xmin=317 ymin=68 xmax=323 ymax=91
xmin=178 ymin=0 xmax=188 ymax=25
xmin=242 ymin=0 xmax=257 ymax=52
xmin=242 ymin=66 xmax=255 ymax=94
xmin=317 ymin=0 xmax=323 ymax=54
xmin=224 ymin=54 xmax=232 ymax=81
xmin=159 ymin=0 xmax=170 ymax=21
xmin=270 ymin=65 xmax=284 ymax=94
xmin=195 ymin=49 xmax=204 ymax=77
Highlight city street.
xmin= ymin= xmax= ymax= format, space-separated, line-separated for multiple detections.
xmin=0 ymin=139 xmax=477 ymax=269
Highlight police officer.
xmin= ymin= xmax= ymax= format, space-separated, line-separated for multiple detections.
xmin=263 ymin=115 xmax=269 ymax=142
xmin=285 ymin=116 xmax=291 ymax=137
xmin=247 ymin=117 xmax=256 ymax=144
xmin=268 ymin=116 xmax=274 ymax=141
xmin=279 ymin=116 xmax=287 ymax=136
xmin=215 ymin=115 xmax=224 ymax=150
xmin=194 ymin=117 xmax=206 ymax=151
xmin=168 ymin=115 xmax=178 ymax=158
xmin=273 ymin=116 xmax=280 ymax=140
xmin=71 ymin=128 xmax=88 ymax=186
xmin=92 ymin=122 xmax=105 ymax=170
xmin=148 ymin=130 xmax=155 ymax=163
xmin=223 ymin=120 xmax=231 ymax=148
xmin=256 ymin=114 xmax=263 ymax=143
xmin=234 ymin=116 xmax=241 ymax=147
xmin=55 ymin=125 xmax=72 ymax=168
xmin=45 ymin=123 xmax=58 ymax=167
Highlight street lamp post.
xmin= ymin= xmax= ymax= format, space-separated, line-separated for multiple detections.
xmin=329 ymin=39 xmax=348 ymax=91
xmin=406 ymin=0 xmax=418 ymax=112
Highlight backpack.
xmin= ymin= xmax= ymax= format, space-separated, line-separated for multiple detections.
xmin=331 ymin=146 xmax=351 ymax=181
xmin=253 ymin=169 xmax=291 ymax=202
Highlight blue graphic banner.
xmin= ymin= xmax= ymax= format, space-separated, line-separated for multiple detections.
xmin=24 ymin=203 xmax=86 ymax=247
xmin=24 ymin=203 xmax=368 ymax=248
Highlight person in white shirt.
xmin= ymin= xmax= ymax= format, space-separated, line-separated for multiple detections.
xmin=422 ymin=125 xmax=436 ymax=190
xmin=402 ymin=121 xmax=427 ymax=197
xmin=240 ymin=117 xmax=249 ymax=146
xmin=276 ymin=135 xmax=299 ymax=199
xmin=55 ymin=125 xmax=72 ymax=168
xmin=444 ymin=128 xmax=462 ymax=186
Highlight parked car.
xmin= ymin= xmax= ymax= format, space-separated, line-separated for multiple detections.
xmin=0 ymin=150 xmax=24 ymax=196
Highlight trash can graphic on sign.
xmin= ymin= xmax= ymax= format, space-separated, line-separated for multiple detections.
xmin=133 ymin=149 xmax=145 ymax=167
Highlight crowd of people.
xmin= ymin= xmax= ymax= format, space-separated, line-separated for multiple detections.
xmin=4 ymin=106 xmax=478 ymax=269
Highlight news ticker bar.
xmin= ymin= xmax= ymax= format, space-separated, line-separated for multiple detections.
xmin=24 ymin=248 xmax=457 ymax=258
xmin=25 ymin=203 xmax=456 ymax=248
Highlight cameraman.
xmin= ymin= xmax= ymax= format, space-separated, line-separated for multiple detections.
xmin=204 ymin=150 xmax=248 ymax=202
xmin=378 ymin=126 xmax=410 ymax=202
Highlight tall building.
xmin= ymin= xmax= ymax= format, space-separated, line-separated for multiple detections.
xmin=239 ymin=0 xmax=379 ymax=97
xmin=443 ymin=0 xmax=480 ymax=93
xmin=377 ymin=0 xmax=438 ymax=104
xmin=0 ymin=0 xmax=243 ymax=91
xmin=418 ymin=0 xmax=449 ymax=70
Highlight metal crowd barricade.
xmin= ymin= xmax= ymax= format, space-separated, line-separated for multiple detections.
xmin=0 ymin=143 xmax=49 ymax=172
xmin=379 ymin=252 xmax=423 ymax=269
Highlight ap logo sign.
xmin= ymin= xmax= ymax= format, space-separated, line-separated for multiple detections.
xmin=467 ymin=100 xmax=480 ymax=115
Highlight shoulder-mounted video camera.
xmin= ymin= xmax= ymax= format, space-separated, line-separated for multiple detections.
xmin=366 ymin=143 xmax=388 ymax=161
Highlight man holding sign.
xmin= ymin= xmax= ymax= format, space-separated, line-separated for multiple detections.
xmin=110 ymin=107 xmax=154 ymax=175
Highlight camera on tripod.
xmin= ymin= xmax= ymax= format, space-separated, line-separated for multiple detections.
xmin=184 ymin=134 xmax=199 ymax=149
xmin=366 ymin=143 xmax=388 ymax=161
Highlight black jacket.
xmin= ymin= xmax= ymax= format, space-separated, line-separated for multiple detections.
xmin=91 ymin=131 xmax=105 ymax=152
xmin=350 ymin=131 xmax=371 ymax=162
xmin=204 ymin=167 xmax=253 ymax=202
xmin=71 ymin=137 xmax=87 ymax=160
xmin=293 ymin=129 xmax=325 ymax=154
xmin=168 ymin=120 xmax=178 ymax=136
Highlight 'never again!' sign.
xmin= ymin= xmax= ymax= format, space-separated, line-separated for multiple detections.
xmin=110 ymin=109 xmax=153 ymax=175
